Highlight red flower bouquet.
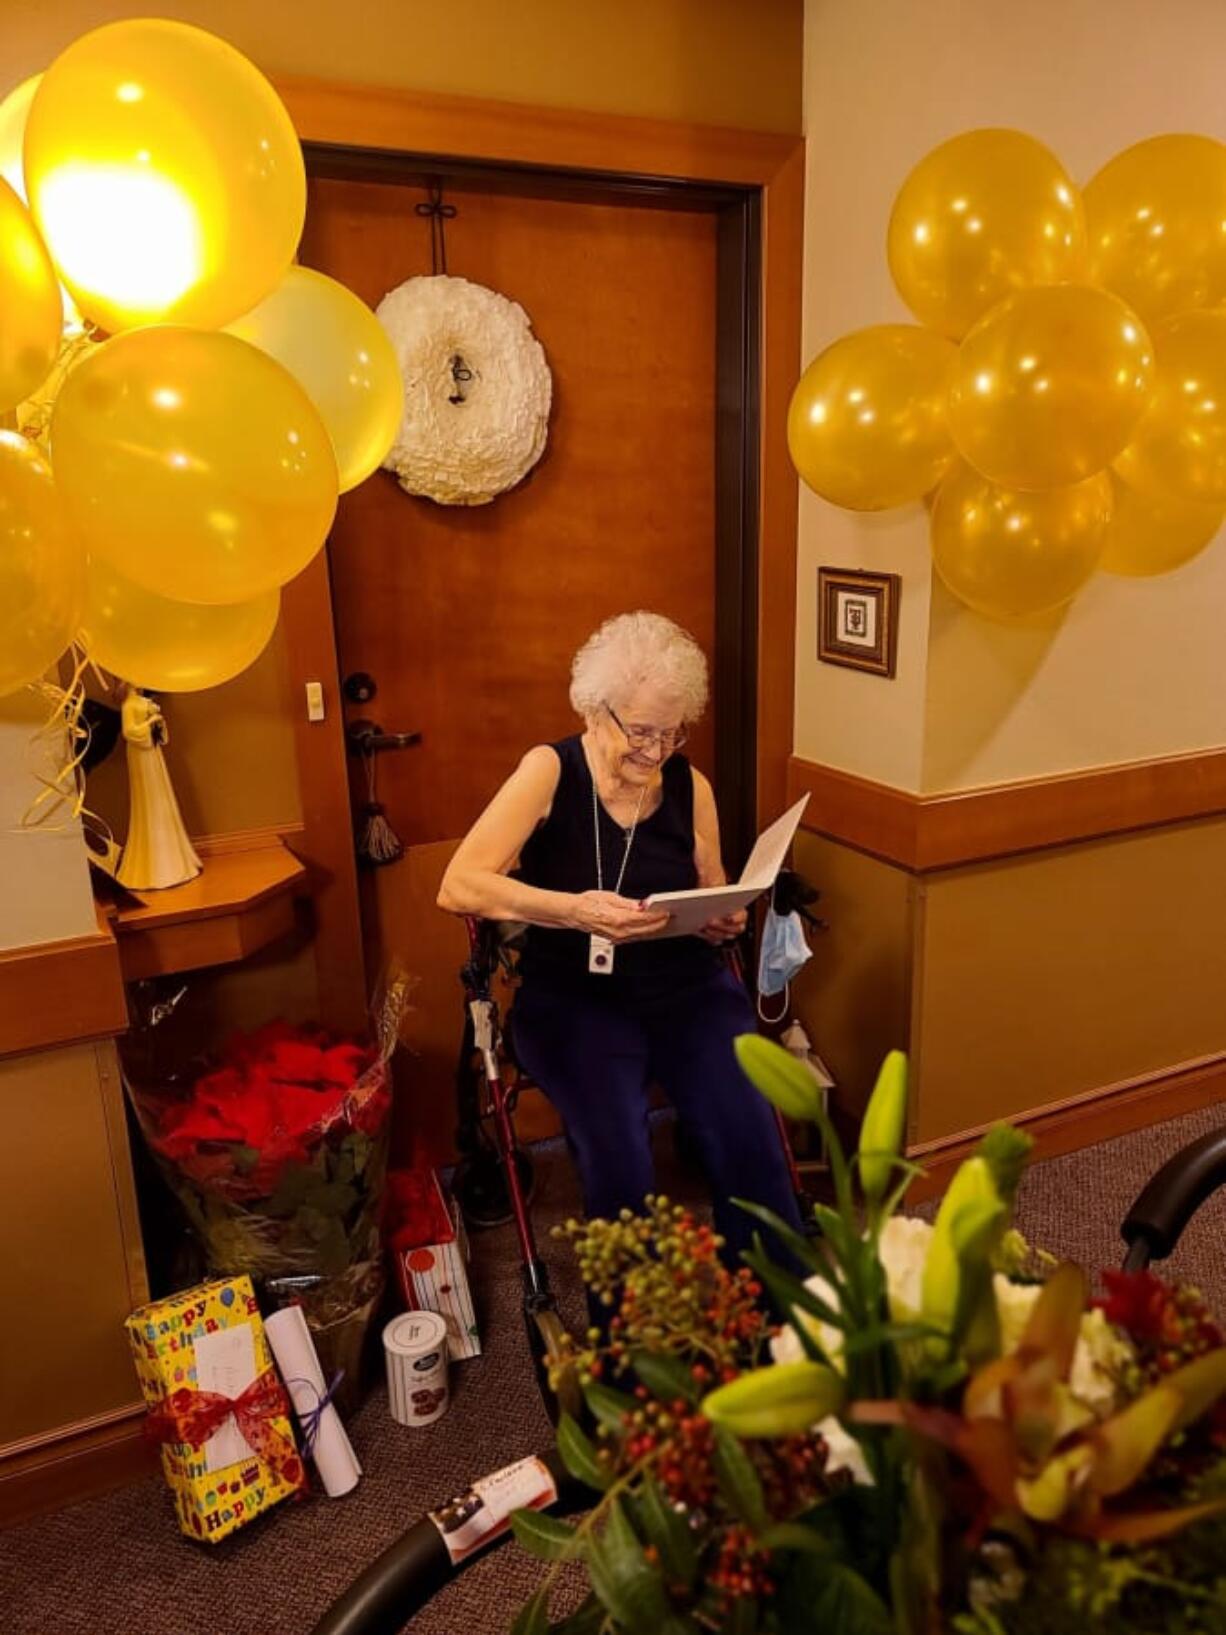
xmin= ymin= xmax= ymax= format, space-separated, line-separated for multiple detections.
xmin=138 ymin=1019 xmax=391 ymax=1281
xmin=124 ymin=969 xmax=412 ymax=1406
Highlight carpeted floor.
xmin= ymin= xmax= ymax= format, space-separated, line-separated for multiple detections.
xmin=4 ymin=1103 xmax=1226 ymax=1635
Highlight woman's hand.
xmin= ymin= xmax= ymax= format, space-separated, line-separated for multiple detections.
xmin=697 ymin=907 xmax=747 ymax=945
xmin=574 ymin=890 xmax=672 ymax=943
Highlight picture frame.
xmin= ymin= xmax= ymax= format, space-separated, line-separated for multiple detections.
xmin=817 ymin=567 xmax=900 ymax=679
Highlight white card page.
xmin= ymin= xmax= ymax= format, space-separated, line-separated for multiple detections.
xmin=641 ymin=793 xmax=810 ymax=939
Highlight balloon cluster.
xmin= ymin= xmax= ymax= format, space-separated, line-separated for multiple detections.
xmin=0 ymin=19 xmax=403 ymax=697
xmin=788 ymin=130 xmax=1226 ymax=620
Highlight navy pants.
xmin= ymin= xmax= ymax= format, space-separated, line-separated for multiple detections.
xmin=511 ymin=967 xmax=803 ymax=1263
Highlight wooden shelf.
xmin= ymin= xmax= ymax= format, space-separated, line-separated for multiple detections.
xmin=103 ymin=841 xmax=308 ymax=982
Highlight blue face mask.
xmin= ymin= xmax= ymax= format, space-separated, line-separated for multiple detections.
xmin=757 ymin=905 xmax=812 ymax=997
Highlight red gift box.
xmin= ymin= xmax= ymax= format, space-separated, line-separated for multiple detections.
xmin=386 ymin=1168 xmax=480 ymax=1359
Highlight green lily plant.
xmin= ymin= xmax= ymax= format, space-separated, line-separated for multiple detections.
xmin=509 ymin=1035 xmax=1226 ymax=1635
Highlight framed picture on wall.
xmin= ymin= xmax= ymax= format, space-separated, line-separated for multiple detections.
xmin=817 ymin=567 xmax=900 ymax=679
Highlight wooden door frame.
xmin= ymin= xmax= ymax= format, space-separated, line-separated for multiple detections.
xmin=275 ymin=78 xmax=804 ymax=1029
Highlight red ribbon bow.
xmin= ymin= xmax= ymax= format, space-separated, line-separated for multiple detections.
xmin=144 ymin=1367 xmax=303 ymax=1489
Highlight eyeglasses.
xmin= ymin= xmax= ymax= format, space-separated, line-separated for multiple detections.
xmin=606 ymin=705 xmax=687 ymax=754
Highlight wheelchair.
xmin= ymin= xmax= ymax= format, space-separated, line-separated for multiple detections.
xmin=447 ymin=911 xmax=814 ymax=1421
xmin=309 ymin=1120 xmax=1226 ymax=1635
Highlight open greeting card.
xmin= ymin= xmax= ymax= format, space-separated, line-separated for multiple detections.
xmin=642 ymin=793 xmax=810 ymax=938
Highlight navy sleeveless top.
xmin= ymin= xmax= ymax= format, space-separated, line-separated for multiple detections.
xmin=514 ymin=735 xmax=721 ymax=1004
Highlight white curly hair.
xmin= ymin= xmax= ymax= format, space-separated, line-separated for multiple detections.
xmin=569 ymin=611 xmax=708 ymax=724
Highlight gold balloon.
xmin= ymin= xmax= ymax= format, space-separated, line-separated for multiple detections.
xmin=1084 ymin=135 xmax=1226 ymax=326
xmin=947 ymin=285 xmax=1153 ymax=491
xmin=50 ymin=328 xmax=338 ymax=606
xmin=0 ymin=172 xmax=62 ymax=414
xmin=1114 ymin=310 xmax=1226 ymax=505
xmin=930 ymin=461 xmax=1112 ymax=620
xmin=888 ymin=129 xmax=1086 ymax=340
xmin=0 ymin=431 xmax=83 ymax=695
xmin=787 ymin=325 xmax=957 ymax=510
xmin=79 ymin=557 xmax=279 ymax=692
xmin=226 ymin=268 xmax=403 ymax=493
xmin=0 ymin=177 xmax=62 ymax=414
xmin=0 ymin=74 xmax=39 ymax=199
xmin=1099 ymin=474 xmax=1223 ymax=577
xmin=24 ymin=19 xmax=305 ymax=332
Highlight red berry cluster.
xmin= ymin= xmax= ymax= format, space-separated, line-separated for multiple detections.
xmin=553 ymin=1196 xmax=768 ymax=1370
xmin=710 ymin=1523 xmax=774 ymax=1605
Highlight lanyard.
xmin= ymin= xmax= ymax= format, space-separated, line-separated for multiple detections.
xmin=591 ymin=768 xmax=648 ymax=896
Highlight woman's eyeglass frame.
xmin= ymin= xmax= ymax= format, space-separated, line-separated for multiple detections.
xmin=605 ymin=705 xmax=688 ymax=754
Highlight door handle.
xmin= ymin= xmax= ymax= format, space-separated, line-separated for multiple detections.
xmin=346 ymin=718 xmax=422 ymax=753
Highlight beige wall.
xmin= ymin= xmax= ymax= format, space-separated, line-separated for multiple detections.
xmin=798 ymin=0 xmax=1226 ymax=795
xmin=4 ymin=0 xmax=803 ymax=134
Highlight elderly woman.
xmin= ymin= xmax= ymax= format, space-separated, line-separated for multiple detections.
xmin=438 ymin=610 xmax=802 ymax=1259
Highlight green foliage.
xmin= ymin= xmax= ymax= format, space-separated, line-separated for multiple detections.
xmin=629 ymin=1349 xmax=700 ymax=1407
xmin=585 ymin=1499 xmax=689 ymax=1635
xmin=711 ymin=1426 xmax=768 ymax=1531
xmin=976 ymin=1124 xmax=1035 ymax=1208
xmin=557 ymin=1412 xmax=612 ymax=1492
xmin=510 ymin=1508 xmax=581 ymax=1562
xmin=639 ymin=1473 xmax=699 ymax=1587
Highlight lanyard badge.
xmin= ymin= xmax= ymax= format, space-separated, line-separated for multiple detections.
xmin=589 ymin=758 xmax=648 ymax=977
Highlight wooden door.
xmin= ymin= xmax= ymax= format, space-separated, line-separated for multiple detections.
xmin=300 ymin=172 xmax=720 ymax=1161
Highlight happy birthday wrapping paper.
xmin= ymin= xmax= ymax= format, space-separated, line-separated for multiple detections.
xmin=125 ymin=1275 xmax=304 ymax=1543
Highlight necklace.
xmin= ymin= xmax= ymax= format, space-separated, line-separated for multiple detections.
xmin=588 ymin=762 xmax=649 ymax=976
xmin=591 ymin=772 xmax=648 ymax=895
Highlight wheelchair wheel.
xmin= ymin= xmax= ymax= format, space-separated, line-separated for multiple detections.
xmin=453 ymin=1147 xmax=536 ymax=1230
xmin=528 ymin=1304 xmax=585 ymax=1425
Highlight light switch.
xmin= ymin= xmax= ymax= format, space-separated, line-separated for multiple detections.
xmin=305 ymin=681 xmax=326 ymax=722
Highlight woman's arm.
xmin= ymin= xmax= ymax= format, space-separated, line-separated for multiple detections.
xmin=437 ymin=747 xmax=671 ymax=942
xmin=692 ymin=768 xmax=748 ymax=944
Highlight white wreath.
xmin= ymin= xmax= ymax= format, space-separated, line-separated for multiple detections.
xmin=376 ymin=274 xmax=552 ymax=506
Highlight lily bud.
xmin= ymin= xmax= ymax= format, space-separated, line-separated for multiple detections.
xmin=858 ymin=1049 xmax=908 ymax=1206
xmin=922 ymin=1155 xmax=1006 ymax=1344
xmin=702 ymin=1359 xmax=846 ymax=1438
xmin=734 ymin=1033 xmax=825 ymax=1122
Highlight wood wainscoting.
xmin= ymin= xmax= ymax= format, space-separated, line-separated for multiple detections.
xmin=788 ymin=747 xmax=1226 ymax=872
xmin=788 ymin=748 xmax=1226 ymax=1199
xmin=906 ymin=1050 xmax=1226 ymax=1204
xmin=0 ymin=1405 xmax=154 ymax=1529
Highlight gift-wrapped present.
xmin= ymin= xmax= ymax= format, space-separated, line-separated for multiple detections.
xmin=125 ymin=1275 xmax=305 ymax=1542
xmin=387 ymin=1169 xmax=481 ymax=1359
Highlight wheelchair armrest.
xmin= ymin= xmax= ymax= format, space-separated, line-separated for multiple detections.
xmin=308 ymin=1449 xmax=584 ymax=1635
xmin=1121 ymin=1125 xmax=1226 ymax=1269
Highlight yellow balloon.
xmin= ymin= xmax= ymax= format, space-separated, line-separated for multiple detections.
xmin=1099 ymin=473 xmax=1222 ymax=577
xmin=0 ymin=74 xmax=39 ymax=199
xmin=50 ymin=328 xmax=338 ymax=606
xmin=1084 ymin=136 xmax=1226 ymax=326
xmin=79 ymin=557 xmax=279 ymax=692
xmin=787 ymin=325 xmax=957 ymax=510
xmin=888 ymin=129 xmax=1086 ymax=340
xmin=226 ymin=268 xmax=403 ymax=493
xmin=0 ymin=177 xmax=61 ymax=412
xmin=930 ymin=461 xmax=1112 ymax=620
xmin=0 ymin=431 xmax=83 ymax=695
xmin=947 ymin=285 xmax=1153 ymax=491
xmin=1114 ymin=311 xmax=1226 ymax=505
xmin=23 ymin=19 xmax=305 ymax=332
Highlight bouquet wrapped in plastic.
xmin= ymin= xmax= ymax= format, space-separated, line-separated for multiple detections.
xmin=124 ymin=968 xmax=412 ymax=1408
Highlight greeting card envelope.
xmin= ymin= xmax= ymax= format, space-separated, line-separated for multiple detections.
xmin=125 ymin=1275 xmax=304 ymax=1543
